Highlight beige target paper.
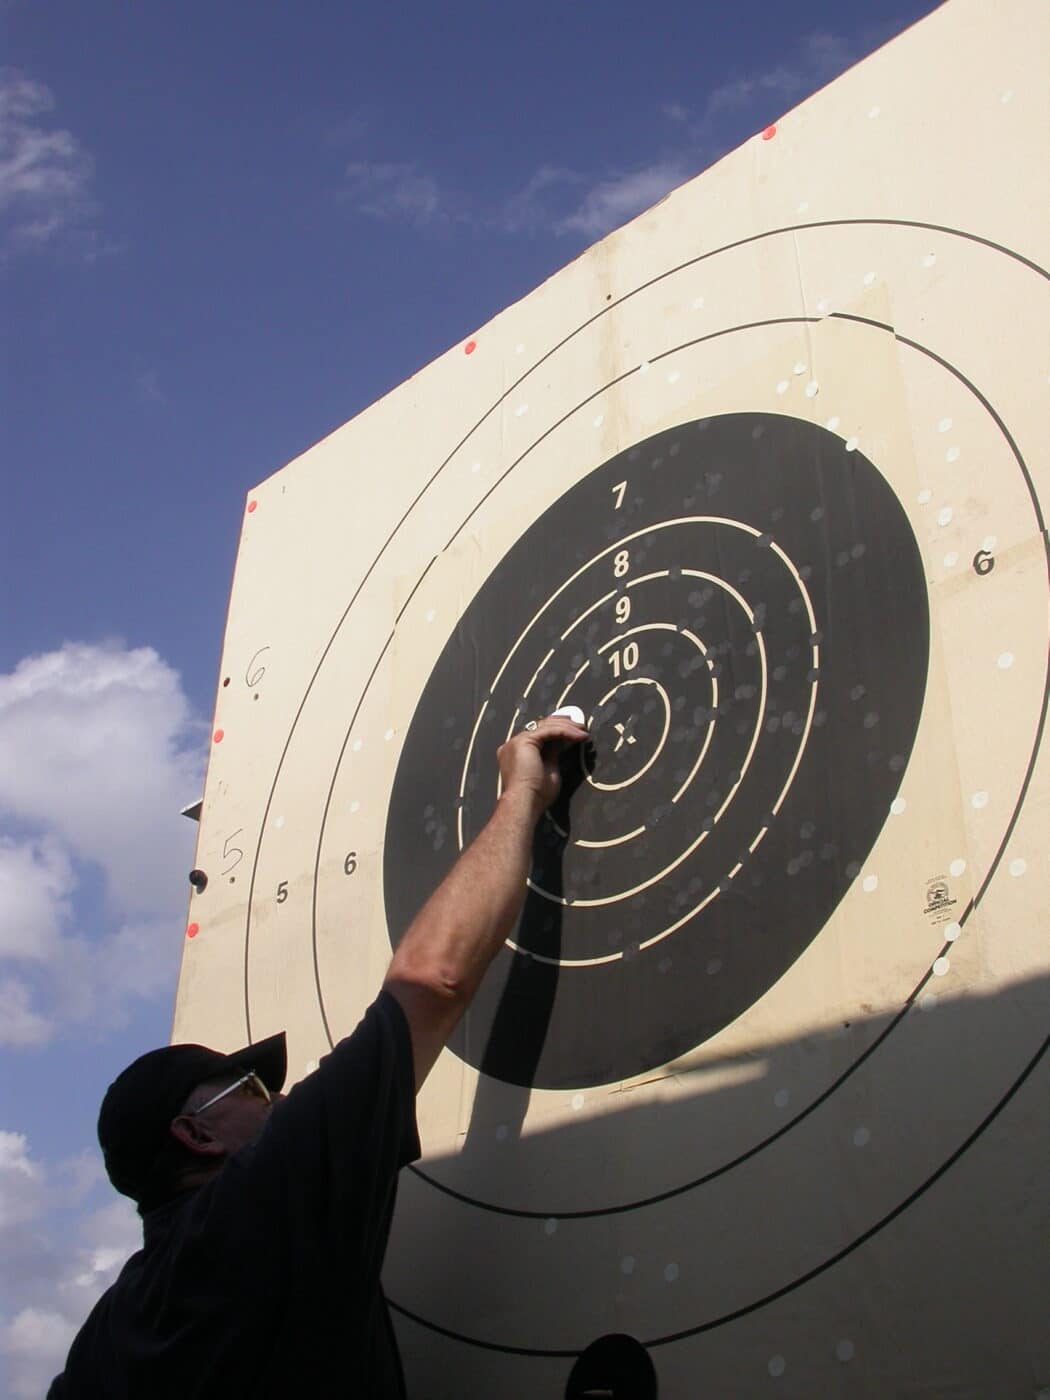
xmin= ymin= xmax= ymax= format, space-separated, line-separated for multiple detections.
xmin=174 ymin=1 xmax=1049 ymax=1393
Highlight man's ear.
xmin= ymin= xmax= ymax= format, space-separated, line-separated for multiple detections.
xmin=169 ymin=1114 xmax=227 ymax=1158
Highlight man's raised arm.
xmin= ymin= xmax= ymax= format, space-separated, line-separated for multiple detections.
xmin=382 ymin=714 xmax=588 ymax=1090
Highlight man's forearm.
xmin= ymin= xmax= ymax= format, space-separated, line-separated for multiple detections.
xmin=385 ymin=785 xmax=542 ymax=1006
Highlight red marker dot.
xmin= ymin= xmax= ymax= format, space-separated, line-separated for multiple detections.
xmin=213 ymin=728 xmax=224 ymax=743
xmin=247 ymin=500 xmax=257 ymax=514
xmin=186 ymin=922 xmax=200 ymax=939
xmin=761 ymin=124 xmax=777 ymax=141
xmin=464 ymin=340 xmax=477 ymax=355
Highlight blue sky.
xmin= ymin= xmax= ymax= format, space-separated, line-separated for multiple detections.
xmin=0 ymin=1 xmax=937 ymax=1391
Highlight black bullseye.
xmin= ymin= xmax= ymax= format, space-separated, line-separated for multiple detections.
xmin=384 ymin=412 xmax=929 ymax=1088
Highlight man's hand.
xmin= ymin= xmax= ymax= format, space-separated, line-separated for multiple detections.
xmin=496 ymin=714 xmax=591 ymax=816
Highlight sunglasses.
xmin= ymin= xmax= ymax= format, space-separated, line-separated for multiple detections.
xmin=188 ymin=1071 xmax=272 ymax=1117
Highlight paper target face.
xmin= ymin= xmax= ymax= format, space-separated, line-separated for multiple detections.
xmin=217 ymin=213 xmax=1047 ymax=1365
xmin=181 ymin=19 xmax=1050 ymax=1381
xmin=385 ymin=413 xmax=929 ymax=1089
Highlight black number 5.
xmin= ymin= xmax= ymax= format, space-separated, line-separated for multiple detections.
xmin=276 ymin=881 xmax=288 ymax=903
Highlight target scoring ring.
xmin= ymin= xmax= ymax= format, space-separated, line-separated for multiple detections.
xmin=231 ymin=218 xmax=1048 ymax=1355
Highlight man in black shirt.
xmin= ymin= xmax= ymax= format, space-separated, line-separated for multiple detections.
xmin=49 ymin=713 xmax=588 ymax=1398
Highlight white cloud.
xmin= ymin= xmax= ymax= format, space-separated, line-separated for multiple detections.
xmin=557 ymin=159 xmax=692 ymax=240
xmin=0 ymin=1132 xmax=139 ymax=1398
xmin=0 ymin=642 xmax=205 ymax=1046
xmin=0 ymin=69 xmax=96 ymax=255
xmin=0 ymin=979 xmax=51 ymax=1047
xmin=342 ymin=160 xmax=448 ymax=226
xmin=509 ymin=26 xmax=869 ymax=242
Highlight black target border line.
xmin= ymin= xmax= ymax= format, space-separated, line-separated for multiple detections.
xmin=392 ymin=319 xmax=1047 ymax=1218
xmin=234 ymin=222 xmax=1050 ymax=1349
xmin=251 ymin=281 xmax=1048 ymax=1221
xmin=388 ymin=1035 xmax=1049 ymax=1359
xmin=241 ymin=217 xmax=1047 ymax=1039
xmin=401 ymin=307 xmax=1050 ymax=1220
xmin=248 ymin=292 xmax=1048 ymax=1246
xmin=240 ymin=218 xmax=1050 ymax=1036
xmin=382 ymin=312 xmax=1050 ymax=1348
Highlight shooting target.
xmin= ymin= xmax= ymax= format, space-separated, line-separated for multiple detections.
xmin=177 ymin=3 xmax=1049 ymax=1392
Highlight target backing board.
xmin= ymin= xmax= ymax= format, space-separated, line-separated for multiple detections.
xmin=174 ymin=1 xmax=1049 ymax=1393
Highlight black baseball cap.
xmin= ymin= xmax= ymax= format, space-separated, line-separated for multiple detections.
xmin=97 ymin=1031 xmax=287 ymax=1203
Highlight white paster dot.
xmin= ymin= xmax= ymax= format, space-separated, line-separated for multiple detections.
xmin=836 ymin=1339 xmax=856 ymax=1363
xmin=797 ymin=200 xmax=810 ymax=213
xmin=944 ymin=552 xmax=959 ymax=568
xmin=862 ymin=874 xmax=878 ymax=892
xmin=945 ymin=922 xmax=961 ymax=942
xmin=664 ymin=1262 xmax=679 ymax=1283
xmin=274 ymin=815 xmax=285 ymax=829
xmin=349 ymin=800 xmax=360 ymax=813
xmin=863 ymin=271 xmax=877 ymax=286
xmin=305 ymin=1059 xmax=319 ymax=1074
xmin=1009 ymin=857 xmax=1027 ymax=877
xmin=946 ymin=446 xmax=961 ymax=463
xmin=774 ymin=1089 xmax=790 ymax=1108
xmin=971 ymin=790 xmax=988 ymax=809
xmin=1000 ymin=89 xmax=1014 ymax=103
xmin=825 ymin=415 xmax=841 ymax=431
xmin=638 ymin=360 xmax=651 ymax=374
xmin=793 ymin=361 xmax=807 ymax=376
xmin=922 ymin=253 xmax=937 ymax=268
xmin=776 ymin=379 xmax=789 ymax=395
xmin=667 ymin=369 xmax=681 ymax=384
xmin=514 ymin=402 xmax=529 ymax=417
xmin=351 ymin=739 xmax=363 ymax=753
xmin=571 ymin=1093 xmax=585 ymax=1111
xmin=544 ymin=1217 xmax=557 ymax=1236
xmin=890 ymin=797 xmax=906 ymax=815
xmin=426 ymin=609 xmax=436 ymax=623
xmin=853 ymin=1126 xmax=871 ymax=1147
xmin=593 ymin=413 xmax=605 ymax=428
xmin=981 ymin=535 xmax=997 ymax=552
xmin=471 ymin=460 xmax=481 ymax=473
xmin=768 ymin=1355 xmax=786 ymax=1378
xmin=692 ymin=295 xmax=705 ymax=310
xmin=868 ymin=105 xmax=881 ymax=118
xmin=949 ymin=858 xmax=966 ymax=877
xmin=919 ymin=991 xmax=938 ymax=1011
xmin=937 ymin=417 xmax=953 ymax=432
xmin=805 ymin=380 xmax=819 ymax=398
xmin=933 ymin=957 xmax=950 ymax=977
xmin=621 ymin=1255 xmax=636 ymax=1274
xmin=917 ymin=488 xmax=932 ymax=504
xmin=937 ymin=506 xmax=953 ymax=526
xmin=997 ymin=651 xmax=1014 ymax=670
xmin=816 ymin=297 xmax=830 ymax=314
xmin=384 ymin=728 xmax=395 ymax=741
xmin=845 ymin=436 xmax=859 ymax=452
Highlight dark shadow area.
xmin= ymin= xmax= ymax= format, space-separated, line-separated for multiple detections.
xmin=389 ymin=969 xmax=1049 ymax=1398
xmin=465 ymin=748 xmax=588 ymax=1152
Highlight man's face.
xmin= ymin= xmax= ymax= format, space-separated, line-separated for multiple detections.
xmin=172 ymin=1072 xmax=284 ymax=1161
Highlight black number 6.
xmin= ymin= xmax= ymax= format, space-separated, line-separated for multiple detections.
xmin=344 ymin=852 xmax=358 ymax=876
xmin=973 ymin=549 xmax=995 ymax=576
